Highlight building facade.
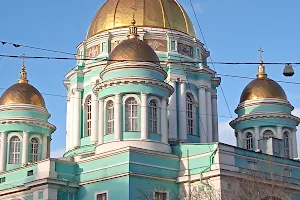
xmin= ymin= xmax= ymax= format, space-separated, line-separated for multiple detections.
xmin=0 ymin=0 xmax=300 ymax=199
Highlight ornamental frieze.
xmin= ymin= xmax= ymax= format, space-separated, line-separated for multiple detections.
xmin=144 ymin=39 xmax=167 ymax=52
xmin=87 ymin=44 xmax=100 ymax=58
xmin=178 ymin=42 xmax=193 ymax=58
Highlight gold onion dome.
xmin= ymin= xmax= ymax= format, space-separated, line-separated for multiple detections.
xmin=0 ymin=63 xmax=46 ymax=108
xmin=108 ymin=19 xmax=160 ymax=65
xmin=87 ymin=0 xmax=196 ymax=38
xmin=240 ymin=61 xmax=287 ymax=103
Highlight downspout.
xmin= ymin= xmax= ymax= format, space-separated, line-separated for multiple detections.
xmin=199 ymin=147 xmax=218 ymax=186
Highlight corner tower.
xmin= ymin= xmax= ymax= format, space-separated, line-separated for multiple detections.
xmin=0 ymin=61 xmax=56 ymax=171
xmin=230 ymin=56 xmax=300 ymax=159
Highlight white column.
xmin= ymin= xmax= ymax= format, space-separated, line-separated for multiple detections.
xmin=42 ymin=135 xmax=48 ymax=160
xmin=114 ymin=94 xmax=122 ymax=141
xmin=198 ymin=86 xmax=207 ymax=143
xmin=91 ymin=92 xmax=99 ymax=144
xmin=161 ymin=98 xmax=168 ymax=143
xmin=254 ymin=126 xmax=259 ymax=150
xmin=22 ymin=131 xmax=29 ymax=165
xmin=141 ymin=93 xmax=148 ymax=140
xmin=206 ymin=87 xmax=213 ymax=142
xmin=73 ymin=89 xmax=82 ymax=148
xmin=0 ymin=132 xmax=7 ymax=171
xmin=98 ymin=99 xmax=104 ymax=145
xmin=276 ymin=126 xmax=283 ymax=139
xmin=179 ymin=81 xmax=187 ymax=142
xmin=211 ymin=90 xmax=218 ymax=142
xmin=168 ymin=80 xmax=178 ymax=141
xmin=236 ymin=131 xmax=242 ymax=147
xmin=69 ymin=94 xmax=74 ymax=149
xmin=292 ymin=128 xmax=298 ymax=158
xmin=66 ymin=97 xmax=70 ymax=151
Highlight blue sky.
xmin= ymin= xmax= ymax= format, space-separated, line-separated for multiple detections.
xmin=1 ymin=0 xmax=300 ymax=157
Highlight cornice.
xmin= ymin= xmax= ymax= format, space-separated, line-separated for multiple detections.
xmin=0 ymin=104 xmax=50 ymax=117
xmin=236 ymin=98 xmax=294 ymax=112
xmin=230 ymin=112 xmax=300 ymax=127
xmin=93 ymin=76 xmax=174 ymax=95
xmin=0 ymin=116 xmax=56 ymax=132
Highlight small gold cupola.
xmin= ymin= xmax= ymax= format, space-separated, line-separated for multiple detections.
xmin=128 ymin=17 xmax=138 ymax=39
xmin=18 ymin=54 xmax=29 ymax=84
xmin=257 ymin=48 xmax=267 ymax=79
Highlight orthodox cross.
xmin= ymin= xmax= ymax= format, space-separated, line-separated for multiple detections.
xmin=258 ymin=47 xmax=263 ymax=63
xmin=21 ymin=53 xmax=26 ymax=66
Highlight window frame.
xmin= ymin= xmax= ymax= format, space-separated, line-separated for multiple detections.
xmin=186 ymin=94 xmax=195 ymax=135
xmin=263 ymin=130 xmax=274 ymax=139
xmin=95 ymin=191 xmax=108 ymax=200
xmin=245 ymin=132 xmax=254 ymax=150
xmin=153 ymin=191 xmax=169 ymax=200
xmin=149 ymin=100 xmax=158 ymax=133
xmin=125 ymin=97 xmax=139 ymax=131
xmin=9 ymin=136 xmax=21 ymax=164
xmin=85 ymin=95 xmax=92 ymax=137
xmin=248 ymin=161 xmax=257 ymax=170
xmin=283 ymin=132 xmax=290 ymax=159
xmin=106 ymin=100 xmax=114 ymax=135
xmin=30 ymin=138 xmax=39 ymax=163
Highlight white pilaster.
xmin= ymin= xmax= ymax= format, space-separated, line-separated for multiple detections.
xmin=198 ymin=86 xmax=208 ymax=142
xmin=0 ymin=132 xmax=7 ymax=171
xmin=69 ymin=94 xmax=74 ymax=149
xmin=161 ymin=98 xmax=168 ymax=143
xmin=254 ymin=126 xmax=259 ymax=150
xmin=168 ymin=80 xmax=178 ymax=141
xmin=211 ymin=90 xmax=218 ymax=142
xmin=292 ymin=129 xmax=298 ymax=158
xmin=236 ymin=131 xmax=242 ymax=147
xmin=73 ymin=88 xmax=82 ymax=148
xmin=206 ymin=87 xmax=213 ymax=142
xmin=42 ymin=135 xmax=48 ymax=160
xmin=98 ymin=99 xmax=104 ymax=145
xmin=276 ymin=126 xmax=283 ymax=139
xmin=22 ymin=131 xmax=29 ymax=165
xmin=114 ymin=94 xmax=122 ymax=141
xmin=141 ymin=93 xmax=148 ymax=140
xmin=179 ymin=80 xmax=187 ymax=142
xmin=66 ymin=98 xmax=70 ymax=151
xmin=91 ymin=91 xmax=99 ymax=143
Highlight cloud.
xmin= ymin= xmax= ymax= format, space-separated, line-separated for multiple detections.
xmin=218 ymin=120 xmax=236 ymax=146
xmin=51 ymin=148 xmax=65 ymax=158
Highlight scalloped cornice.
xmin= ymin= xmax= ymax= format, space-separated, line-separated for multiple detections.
xmin=230 ymin=112 xmax=300 ymax=128
xmin=0 ymin=104 xmax=51 ymax=117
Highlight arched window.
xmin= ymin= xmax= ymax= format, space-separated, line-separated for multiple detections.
xmin=30 ymin=138 xmax=39 ymax=163
xmin=9 ymin=136 xmax=20 ymax=164
xmin=263 ymin=130 xmax=274 ymax=139
xmin=125 ymin=98 xmax=138 ymax=131
xmin=245 ymin=132 xmax=253 ymax=150
xmin=106 ymin=100 xmax=114 ymax=134
xmin=186 ymin=94 xmax=194 ymax=135
xmin=149 ymin=100 xmax=158 ymax=133
xmin=283 ymin=132 xmax=290 ymax=158
xmin=86 ymin=96 xmax=92 ymax=137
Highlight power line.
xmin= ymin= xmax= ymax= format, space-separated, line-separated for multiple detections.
xmin=0 ymin=41 xmax=76 ymax=56
xmin=1 ymin=54 xmax=300 ymax=66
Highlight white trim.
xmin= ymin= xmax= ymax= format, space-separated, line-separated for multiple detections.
xmin=186 ymin=92 xmax=196 ymax=136
xmin=7 ymin=133 xmax=23 ymax=142
xmin=104 ymin=96 xmax=115 ymax=106
xmin=94 ymin=190 xmax=108 ymax=200
xmin=122 ymin=94 xmax=141 ymax=104
xmin=186 ymin=90 xmax=198 ymax=104
xmin=83 ymin=93 xmax=92 ymax=107
xmin=260 ymin=127 xmax=276 ymax=138
xmin=147 ymin=96 xmax=162 ymax=108
xmin=282 ymin=128 xmax=292 ymax=135
xmin=242 ymin=129 xmax=255 ymax=139
xmin=29 ymin=135 xmax=42 ymax=144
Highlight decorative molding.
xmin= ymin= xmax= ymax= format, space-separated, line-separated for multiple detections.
xmin=29 ymin=134 xmax=43 ymax=144
xmin=122 ymin=94 xmax=141 ymax=104
xmin=147 ymin=96 xmax=162 ymax=108
xmin=7 ymin=132 xmax=23 ymax=142
xmin=0 ymin=104 xmax=50 ymax=117
xmin=236 ymin=98 xmax=294 ymax=112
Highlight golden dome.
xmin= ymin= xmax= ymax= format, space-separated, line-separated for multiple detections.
xmin=240 ymin=63 xmax=287 ymax=103
xmin=87 ymin=0 xmax=196 ymax=38
xmin=108 ymin=21 xmax=160 ymax=64
xmin=0 ymin=64 xmax=46 ymax=108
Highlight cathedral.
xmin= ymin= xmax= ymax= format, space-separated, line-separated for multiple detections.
xmin=0 ymin=0 xmax=300 ymax=199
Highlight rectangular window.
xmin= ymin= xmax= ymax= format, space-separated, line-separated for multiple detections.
xmin=38 ymin=191 xmax=44 ymax=199
xmin=248 ymin=161 xmax=257 ymax=170
xmin=0 ymin=177 xmax=5 ymax=184
xmin=154 ymin=192 xmax=167 ymax=200
xmin=27 ymin=170 xmax=34 ymax=176
xmin=96 ymin=192 xmax=107 ymax=200
xmin=197 ymin=48 xmax=201 ymax=58
xmin=170 ymin=40 xmax=176 ymax=51
xmin=101 ymin=42 xmax=107 ymax=53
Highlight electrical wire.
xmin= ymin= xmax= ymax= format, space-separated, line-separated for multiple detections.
xmin=0 ymin=41 xmax=76 ymax=56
